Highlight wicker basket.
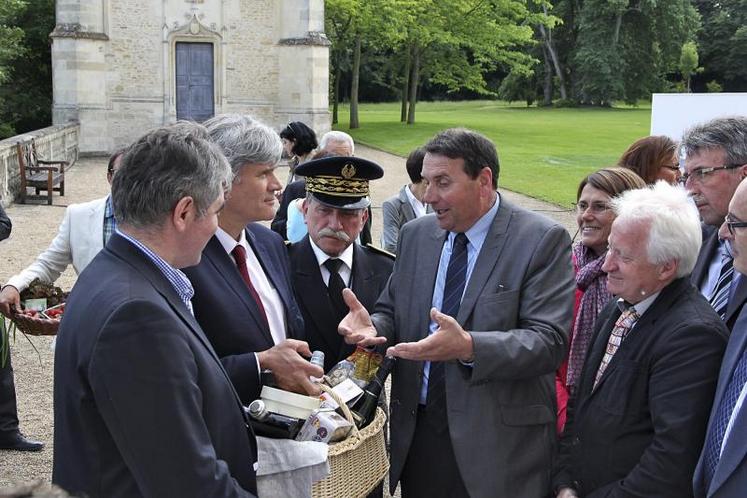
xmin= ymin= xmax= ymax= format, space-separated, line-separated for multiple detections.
xmin=10 ymin=310 xmax=60 ymax=336
xmin=312 ymin=383 xmax=389 ymax=498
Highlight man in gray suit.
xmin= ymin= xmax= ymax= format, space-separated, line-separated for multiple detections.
xmin=381 ymin=147 xmax=428 ymax=253
xmin=340 ymin=128 xmax=575 ymax=497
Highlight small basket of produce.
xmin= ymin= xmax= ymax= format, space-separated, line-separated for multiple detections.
xmin=10 ymin=279 xmax=67 ymax=336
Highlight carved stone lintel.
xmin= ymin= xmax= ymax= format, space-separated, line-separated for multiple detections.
xmin=50 ymin=23 xmax=109 ymax=40
xmin=279 ymin=32 xmax=330 ymax=47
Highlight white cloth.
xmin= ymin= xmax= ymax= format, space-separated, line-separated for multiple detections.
xmin=215 ymin=227 xmax=288 ymax=346
xmin=256 ymin=437 xmax=330 ymax=498
xmin=404 ymin=184 xmax=427 ymax=218
xmin=5 ymin=196 xmax=107 ymax=291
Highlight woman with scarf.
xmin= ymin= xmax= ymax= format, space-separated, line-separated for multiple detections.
xmin=556 ymin=167 xmax=646 ymax=434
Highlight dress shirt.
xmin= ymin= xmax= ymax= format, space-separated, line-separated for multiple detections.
xmin=103 ymin=195 xmax=116 ymax=245
xmin=405 ymin=184 xmax=427 ymax=219
xmin=116 ymin=229 xmax=194 ymax=314
xmin=309 ymin=238 xmax=354 ymax=287
xmin=701 ymin=240 xmax=731 ymax=299
xmin=215 ymin=227 xmax=287 ymax=346
xmin=419 ymin=193 xmax=500 ymax=404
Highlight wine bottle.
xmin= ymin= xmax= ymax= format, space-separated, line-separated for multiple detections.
xmin=349 ymin=355 xmax=396 ymax=428
xmin=246 ymin=400 xmax=304 ymax=439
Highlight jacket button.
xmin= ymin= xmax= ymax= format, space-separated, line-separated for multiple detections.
xmin=572 ymin=436 xmax=580 ymax=446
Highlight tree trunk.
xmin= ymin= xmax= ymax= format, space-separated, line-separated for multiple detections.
xmin=613 ymin=12 xmax=623 ymax=46
xmin=406 ymin=46 xmax=419 ymax=125
xmin=349 ymin=35 xmax=361 ymax=129
xmin=539 ymin=5 xmax=567 ymax=100
xmin=332 ymin=53 xmax=341 ymax=125
xmin=400 ymin=46 xmax=411 ymax=123
xmin=542 ymin=45 xmax=553 ymax=106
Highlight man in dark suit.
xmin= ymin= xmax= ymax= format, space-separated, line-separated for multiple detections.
xmin=288 ymin=156 xmax=394 ymax=371
xmin=340 ymin=129 xmax=575 ymax=497
xmin=694 ymin=178 xmax=747 ymax=498
xmin=553 ymin=182 xmax=728 ymax=498
xmin=184 ymin=114 xmax=322 ymax=403
xmin=53 ymin=123 xmax=259 ymax=497
xmin=684 ymin=117 xmax=747 ymax=330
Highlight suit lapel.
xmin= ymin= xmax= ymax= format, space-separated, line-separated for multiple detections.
xmin=457 ymin=198 xmax=511 ymax=325
xmin=109 ymin=234 xmax=247 ymax=418
xmin=692 ymin=228 xmax=719 ymax=288
xmin=709 ymin=314 xmax=747 ymax=495
xmin=204 ymin=236 xmax=274 ymax=345
xmin=725 ymin=274 xmax=747 ymax=326
xmin=397 ymin=187 xmax=417 ymax=224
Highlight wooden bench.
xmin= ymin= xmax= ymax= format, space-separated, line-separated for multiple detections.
xmin=16 ymin=139 xmax=68 ymax=205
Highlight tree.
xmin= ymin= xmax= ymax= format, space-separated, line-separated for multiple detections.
xmin=0 ymin=0 xmax=55 ymax=139
xmin=694 ymin=0 xmax=747 ymax=92
xmin=679 ymin=41 xmax=700 ymax=92
xmin=0 ymin=0 xmax=27 ymax=137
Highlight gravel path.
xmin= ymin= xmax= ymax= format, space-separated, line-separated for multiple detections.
xmin=0 ymin=144 xmax=576 ymax=493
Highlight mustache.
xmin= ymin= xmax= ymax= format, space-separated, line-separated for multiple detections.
xmin=318 ymin=227 xmax=350 ymax=242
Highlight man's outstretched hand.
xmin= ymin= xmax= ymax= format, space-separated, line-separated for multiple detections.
xmin=337 ymin=289 xmax=386 ymax=348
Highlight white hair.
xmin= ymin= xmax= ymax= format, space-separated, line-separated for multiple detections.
xmin=319 ymin=131 xmax=354 ymax=155
xmin=611 ymin=181 xmax=702 ymax=278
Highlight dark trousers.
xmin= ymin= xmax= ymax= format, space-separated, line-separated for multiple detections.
xmin=0 ymin=333 xmax=19 ymax=436
xmin=399 ymin=405 xmax=469 ymax=498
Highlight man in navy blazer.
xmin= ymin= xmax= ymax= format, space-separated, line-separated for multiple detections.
xmin=53 ymin=123 xmax=259 ymax=497
xmin=694 ymin=178 xmax=747 ymax=498
xmin=184 ymin=114 xmax=322 ymax=403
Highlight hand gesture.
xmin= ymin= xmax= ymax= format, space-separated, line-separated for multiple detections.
xmin=387 ymin=308 xmax=474 ymax=362
xmin=257 ymin=339 xmax=324 ymax=396
xmin=338 ymin=289 xmax=386 ymax=348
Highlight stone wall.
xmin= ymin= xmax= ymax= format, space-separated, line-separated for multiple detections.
xmin=0 ymin=124 xmax=79 ymax=206
xmin=52 ymin=0 xmax=330 ymax=154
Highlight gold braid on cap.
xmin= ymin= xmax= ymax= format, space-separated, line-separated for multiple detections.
xmin=305 ymin=175 xmax=369 ymax=197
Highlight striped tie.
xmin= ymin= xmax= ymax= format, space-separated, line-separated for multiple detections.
xmin=709 ymin=255 xmax=734 ymax=320
xmin=427 ymin=233 xmax=469 ymax=410
xmin=702 ymin=347 xmax=747 ymax=489
xmin=594 ymin=307 xmax=639 ymax=389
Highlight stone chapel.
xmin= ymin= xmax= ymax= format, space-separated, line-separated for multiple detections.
xmin=51 ymin=0 xmax=330 ymax=154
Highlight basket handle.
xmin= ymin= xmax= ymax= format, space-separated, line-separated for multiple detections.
xmin=320 ymin=380 xmax=360 ymax=439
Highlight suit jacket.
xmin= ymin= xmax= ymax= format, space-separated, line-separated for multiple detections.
xmin=554 ymin=278 xmax=728 ymax=498
xmin=53 ymin=233 xmax=257 ymax=498
xmin=691 ymin=225 xmax=747 ymax=331
xmin=288 ymin=236 xmax=394 ymax=371
xmin=693 ymin=309 xmax=747 ymax=498
xmin=183 ymin=223 xmax=304 ymax=404
xmin=6 ymin=196 xmax=106 ymax=291
xmin=371 ymin=198 xmax=575 ymax=497
xmin=381 ymin=185 xmax=417 ymax=253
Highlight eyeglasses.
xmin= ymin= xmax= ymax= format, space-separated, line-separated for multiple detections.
xmin=661 ymin=165 xmax=681 ymax=173
xmin=679 ymin=164 xmax=742 ymax=185
xmin=726 ymin=216 xmax=747 ymax=236
xmin=574 ymin=201 xmax=610 ymax=214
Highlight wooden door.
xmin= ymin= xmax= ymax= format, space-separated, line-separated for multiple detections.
xmin=176 ymin=42 xmax=214 ymax=122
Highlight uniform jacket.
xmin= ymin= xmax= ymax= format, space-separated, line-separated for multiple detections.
xmin=288 ymin=236 xmax=394 ymax=371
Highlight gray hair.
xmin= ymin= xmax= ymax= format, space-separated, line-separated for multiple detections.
xmin=681 ymin=116 xmax=747 ymax=165
xmin=319 ymin=131 xmax=355 ymax=155
xmin=112 ymin=121 xmax=232 ymax=229
xmin=611 ymin=181 xmax=702 ymax=278
xmin=203 ymin=113 xmax=282 ymax=177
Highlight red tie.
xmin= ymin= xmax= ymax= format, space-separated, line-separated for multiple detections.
xmin=231 ymin=245 xmax=269 ymax=326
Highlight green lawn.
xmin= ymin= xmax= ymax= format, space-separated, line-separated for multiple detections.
xmin=333 ymin=101 xmax=652 ymax=207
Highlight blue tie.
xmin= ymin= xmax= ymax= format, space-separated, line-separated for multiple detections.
xmin=702 ymin=347 xmax=747 ymax=489
xmin=427 ymin=233 xmax=469 ymax=409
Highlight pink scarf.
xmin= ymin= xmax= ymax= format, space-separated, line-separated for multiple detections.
xmin=566 ymin=242 xmax=611 ymax=392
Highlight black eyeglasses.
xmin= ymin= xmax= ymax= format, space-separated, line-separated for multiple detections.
xmin=726 ymin=216 xmax=747 ymax=236
xmin=679 ymin=164 xmax=742 ymax=185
